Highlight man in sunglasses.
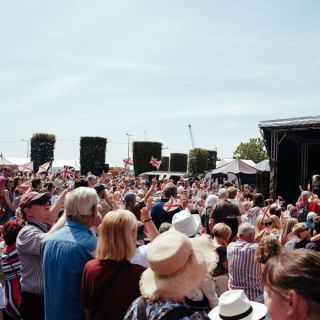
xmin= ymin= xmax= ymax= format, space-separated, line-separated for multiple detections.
xmin=16 ymin=190 xmax=68 ymax=320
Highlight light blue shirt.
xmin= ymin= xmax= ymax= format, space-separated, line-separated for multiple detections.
xmin=42 ymin=221 xmax=97 ymax=320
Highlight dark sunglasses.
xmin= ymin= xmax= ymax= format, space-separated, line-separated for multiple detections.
xmin=28 ymin=197 xmax=51 ymax=207
xmin=264 ymin=221 xmax=272 ymax=226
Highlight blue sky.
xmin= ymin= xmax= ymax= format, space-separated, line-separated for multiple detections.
xmin=1 ymin=1 xmax=320 ymax=166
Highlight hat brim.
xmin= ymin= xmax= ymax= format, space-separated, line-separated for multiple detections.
xmin=140 ymin=236 xmax=218 ymax=300
xmin=208 ymin=301 xmax=267 ymax=320
xmin=20 ymin=192 xmax=52 ymax=209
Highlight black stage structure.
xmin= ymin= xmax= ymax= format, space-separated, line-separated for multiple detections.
xmin=259 ymin=116 xmax=320 ymax=204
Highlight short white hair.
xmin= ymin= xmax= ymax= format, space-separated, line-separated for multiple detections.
xmin=238 ymin=222 xmax=255 ymax=237
xmin=205 ymin=194 xmax=219 ymax=208
xmin=65 ymin=187 xmax=99 ymax=218
xmin=218 ymin=188 xmax=229 ymax=199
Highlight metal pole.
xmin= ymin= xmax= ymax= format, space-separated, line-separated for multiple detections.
xmin=126 ymin=134 xmax=132 ymax=158
xmin=22 ymin=139 xmax=29 ymax=158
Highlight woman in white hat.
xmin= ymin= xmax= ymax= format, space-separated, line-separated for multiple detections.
xmin=124 ymin=230 xmax=217 ymax=319
xmin=208 ymin=290 xmax=267 ymax=320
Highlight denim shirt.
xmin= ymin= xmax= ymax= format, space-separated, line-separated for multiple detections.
xmin=42 ymin=221 xmax=97 ymax=320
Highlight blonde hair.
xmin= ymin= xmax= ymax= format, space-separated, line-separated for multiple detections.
xmin=65 ymin=187 xmax=99 ymax=219
xmin=256 ymin=234 xmax=281 ymax=264
xmin=292 ymin=222 xmax=308 ymax=236
xmin=255 ymin=215 xmax=265 ymax=233
xmin=213 ymin=223 xmax=232 ymax=241
xmin=270 ymin=215 xmax=281 ymax=230
xmin=96 ymin=209 xmax=137 ymax=261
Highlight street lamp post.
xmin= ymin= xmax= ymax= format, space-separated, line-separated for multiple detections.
xmin=126 ymin=133 xmax=132 ymax=158
xmin=21 ymin=139 xmax=29 ymax=158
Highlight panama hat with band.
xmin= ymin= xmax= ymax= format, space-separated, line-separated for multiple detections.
xmin=208 ymin=290 xmax=267 ymax=320
xmin=140 ymin=230 xmax=217 ymax=300
xmin=170 ymin=209 xmax=201 ymax=237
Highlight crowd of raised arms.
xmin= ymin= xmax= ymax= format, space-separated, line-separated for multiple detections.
xmin=0 ymin=165 xmax=319 ymax=320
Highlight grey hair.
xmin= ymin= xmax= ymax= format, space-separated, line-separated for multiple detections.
xmin=238 ymin=222 xmax=255 ymax=237
xmin=218 ymin=188 xmax=229 ymax=199
xmin=65 ymin=187 xmax=99 ymax=219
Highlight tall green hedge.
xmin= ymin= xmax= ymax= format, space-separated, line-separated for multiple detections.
xmin=170 ymin=153 xmax=188 ymax=172
xmin=30 ymin=133 xmax=56 ymax=173
xmin=188 ymin=148 xmax=209 ymax=175
xmin=80 ymin=137 xmax=107 ymax=175
xmin=132 ymin=141 xmax=162 ymax=176
xmin=159 ymin=156 xmax=169 ymax=171
xmin=207 ymin=150 xmax=217 ymax=170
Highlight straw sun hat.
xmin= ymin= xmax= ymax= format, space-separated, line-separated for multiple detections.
xmin=140 ymin=230 xmax=217 ymax=300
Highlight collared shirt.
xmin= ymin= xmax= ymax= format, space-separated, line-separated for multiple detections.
xmin=16 ymin=219 xmax=49 ymax=295
xmin=283 ymin=235 xmax=300 ymax=252
xmin=42 ymin=220 xmax=97 ymax=320
xmin=227 ymin=240 xmax=263 ymax=301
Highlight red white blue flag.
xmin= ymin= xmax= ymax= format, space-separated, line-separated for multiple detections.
xmin=123 ymin=157 xmax=133 ymax=168
xmin=63 ymin=165 xmax=75 ymax=179
xmin=150 ymin=156 xmax=161 ymax=169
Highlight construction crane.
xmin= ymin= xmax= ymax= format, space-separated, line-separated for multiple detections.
xmin=188 ymin=124 xmax=196 ymax=149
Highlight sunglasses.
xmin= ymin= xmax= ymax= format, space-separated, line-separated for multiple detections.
xmin=264 ymin=221 xmax=272 ymax=226
xmin=28 ymin=197 xmax=51 ymax=207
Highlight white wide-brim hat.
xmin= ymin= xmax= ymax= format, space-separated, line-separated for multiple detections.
xmin=208 ymin=290 xmax=267 ymax=320
xmin=140 ymin=231 xmax=218 ymax=300
xmin=170 ymin=209 xmax=201 ymax=237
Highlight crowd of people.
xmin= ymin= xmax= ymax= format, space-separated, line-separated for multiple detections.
xmin=0 ymin=164 xmax=319 ymax=320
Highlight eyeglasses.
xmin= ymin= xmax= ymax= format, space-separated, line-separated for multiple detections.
xmin=264 ymin=221 xmax=272 ymax=226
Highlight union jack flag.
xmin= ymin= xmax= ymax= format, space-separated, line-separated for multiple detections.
xmin=63 ymin=165 xmax=75 ymax=179
xmin=150 ymin=156 xmax=161 ymax=169
xmin=163 ymin=196 xmax=181 ymax=212
xmin=123 ymin=157 xmax=133 ymax=168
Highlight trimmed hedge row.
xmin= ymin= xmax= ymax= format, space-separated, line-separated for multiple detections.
xmin=132 ymin=141 xmax=162 ymax=176
xmin=80 ymin=137 xmax=107 ymax=176
xmin=169 ymin=153 xmax=188 ymax=172
xmin=30 ymin=133 xmax=56 ymax=173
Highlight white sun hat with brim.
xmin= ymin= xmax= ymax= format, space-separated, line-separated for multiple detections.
xmin=208 ymin=290 xmax=267 ymax=320
xmin=170 ymin=209 xmax=201 ymax=237
xmin=140 ymin=231 xmax=218 ymax=300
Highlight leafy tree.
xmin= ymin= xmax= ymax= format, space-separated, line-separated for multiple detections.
xmin=233 ymin=138 xmax=268 ymax=164
xmin=30 ymin=133 xmax=56 ymax=173
xmin=188 ymin=148 xmax=209 ymax=175
xmin=207 ymin=150 xmax=217 ymax=170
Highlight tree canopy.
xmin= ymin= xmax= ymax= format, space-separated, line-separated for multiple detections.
xmin=233 ymin=137 xmax=268 ymax=163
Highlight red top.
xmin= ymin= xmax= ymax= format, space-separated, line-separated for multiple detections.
xmin=81 ymin=258 xmax=145 ymax=320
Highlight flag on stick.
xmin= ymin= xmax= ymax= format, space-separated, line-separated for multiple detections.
xmin=150 ymin=156 xmax=161 ymax=169
xmin=63 ymin=165 xmax=75 ymax=180
xmin=123 ymin=157 xmax=133 ymax=169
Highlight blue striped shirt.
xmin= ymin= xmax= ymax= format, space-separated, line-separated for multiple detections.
xmin=227 ymin=240 xmax=263 ymax=300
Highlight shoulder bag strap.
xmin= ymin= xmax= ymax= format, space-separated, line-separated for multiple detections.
xmin=137 ymin=296 xmax=148 ymax=320
xmin=91 ymin=261 xmax=131 ymax=319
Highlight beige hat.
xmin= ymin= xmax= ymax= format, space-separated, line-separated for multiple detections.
xmin=208 ymin=290 xmax=267 ymax=320
xmin=140 ymin=231 xmax=217 ymax=300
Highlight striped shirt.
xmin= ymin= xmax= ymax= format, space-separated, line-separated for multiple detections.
xmin=227 ymin=240 xmax=263 ymax=301
xmin=16 ymin=219 xmax=49 ymax=295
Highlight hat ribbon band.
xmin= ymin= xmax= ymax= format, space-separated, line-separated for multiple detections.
xmin=219 ymin=306 xmax=253 ymax=320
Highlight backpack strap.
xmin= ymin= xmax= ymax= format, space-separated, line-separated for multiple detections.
xmin=137 ymin=296 xmax=147 ymax=320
